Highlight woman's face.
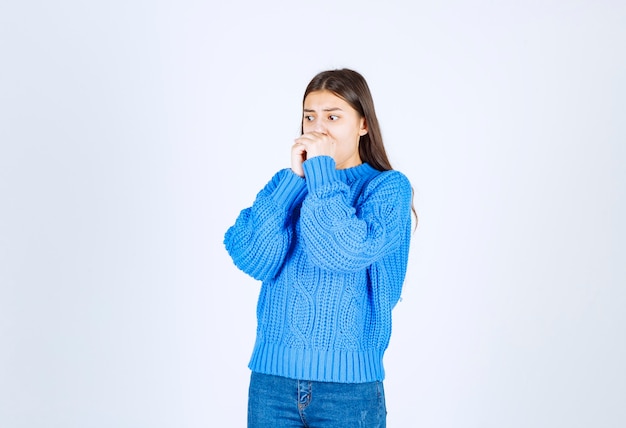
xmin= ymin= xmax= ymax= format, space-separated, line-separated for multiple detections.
xmin=302 ymin=90 xmax=367 ymax=169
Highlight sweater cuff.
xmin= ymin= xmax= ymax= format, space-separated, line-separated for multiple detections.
xmin=271 ymin=169 xmax=307 ymax=212
xmin=303 ymin=156 xmax=339 ymax=193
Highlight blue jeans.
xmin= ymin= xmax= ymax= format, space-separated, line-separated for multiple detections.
xmin=248 ymin=372 xmax=387 ymax=428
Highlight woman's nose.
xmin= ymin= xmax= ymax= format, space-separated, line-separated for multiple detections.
xmin=313 ymin=122 xmax=327 ymax=134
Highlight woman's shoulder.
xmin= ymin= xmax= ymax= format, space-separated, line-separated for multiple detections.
xmin=367 ymin=168 xmax=412 ymax=191
xmin=354 ymin=168 xmax=412 ymax=208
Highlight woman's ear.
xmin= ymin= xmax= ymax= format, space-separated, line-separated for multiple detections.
xmin=359 ymin=118 xmax=368 ymax=136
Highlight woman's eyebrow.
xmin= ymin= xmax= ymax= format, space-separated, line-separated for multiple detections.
xmin=303 ymin=107 xmax=344 ymax=112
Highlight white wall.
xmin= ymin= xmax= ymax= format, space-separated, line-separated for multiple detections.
xmin=1 ymin=1 xmax=624 ymax=427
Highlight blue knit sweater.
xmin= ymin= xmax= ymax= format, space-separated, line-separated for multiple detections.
xmin=224 ymin=156 xmax=412 ymax=383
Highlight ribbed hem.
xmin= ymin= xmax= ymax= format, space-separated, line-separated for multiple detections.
xmin=303 ymin=156 xmax=339 ymax=193
xmin=271 ymin=169 xmax=307 ymax=212
xmin=248 ymin=341 xmax=385 ymax=383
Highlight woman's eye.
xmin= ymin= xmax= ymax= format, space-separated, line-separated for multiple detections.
xmin=304 ymin=115 xmax=314 ymax=121
xmin=329 ymin=115 xmax=339 ymax=121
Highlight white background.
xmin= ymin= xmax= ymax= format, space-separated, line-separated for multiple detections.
xmin=1 ymin=1 xmax=624 ymax=427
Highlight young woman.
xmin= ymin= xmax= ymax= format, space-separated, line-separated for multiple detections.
xmin=224 ymin=68 xmax=414 ymax=427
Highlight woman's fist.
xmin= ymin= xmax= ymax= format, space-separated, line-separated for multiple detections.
xmin=295 ymin=132 xmax=335 ymax=159
xmin=291 ymin=141 xmax=307 ymax=177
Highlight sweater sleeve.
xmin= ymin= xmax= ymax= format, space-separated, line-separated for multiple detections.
xmin=300 ymin=156 xmax=412 ymax=273
xmin=224 ymin=168 xmax=307 ymax=281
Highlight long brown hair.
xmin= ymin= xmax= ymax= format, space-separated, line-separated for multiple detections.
xmin=301 ymin=68 xmax=417 ymax=227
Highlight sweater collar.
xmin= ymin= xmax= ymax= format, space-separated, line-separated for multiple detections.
xmin=338 ymin=162 xmax=378 ymax=183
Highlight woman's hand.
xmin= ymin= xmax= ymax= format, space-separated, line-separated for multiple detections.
xmin=296 ymin=131 xmax=335 ymax=158
xmin=292 ymin=132 xmax=336 ymax=177
xmin=291 ymin=141 xmax=307 ymax=177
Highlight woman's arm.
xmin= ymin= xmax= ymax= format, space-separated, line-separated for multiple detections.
xmin=224 ymin=169 xmax=307 ymax=281
xmin=299 ymin=156 xmax=412 ymax=273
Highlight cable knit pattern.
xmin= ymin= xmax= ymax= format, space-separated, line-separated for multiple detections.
xmin=224 ymin=156 xmax=412 ymax=383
